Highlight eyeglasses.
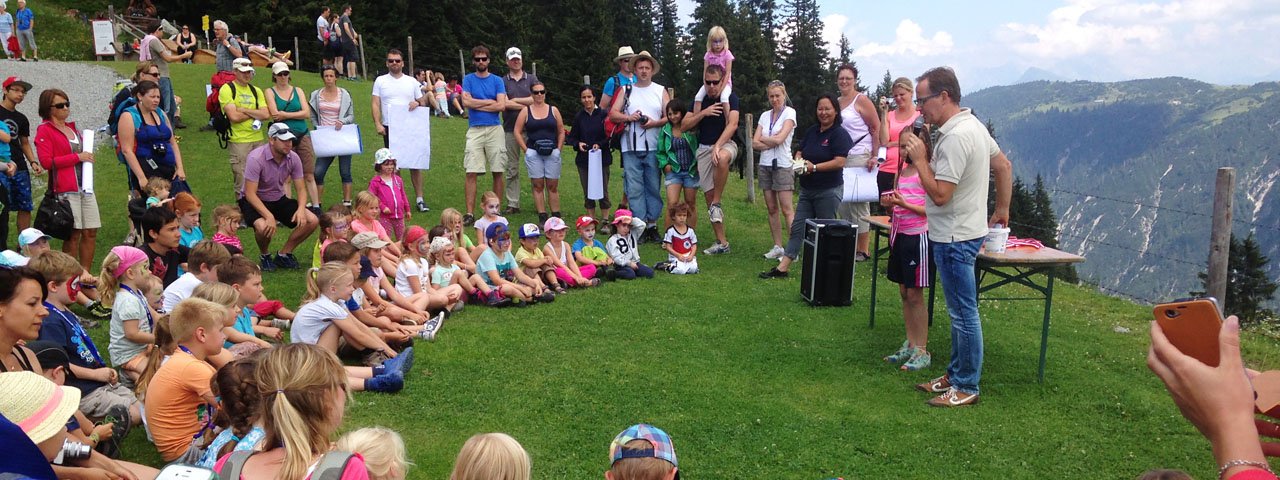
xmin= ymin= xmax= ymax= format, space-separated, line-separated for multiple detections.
xmin=914 ymin=92 xmax=942 ymax=106
xmin=52 ymin=102 xmax=70 ymax=109
xmin=704 ymin=79 xmax=721 ymax=86
xmin=473 ymin=57 xmax=489 ymax=62
xmin=386 ymin=59 xmax=402 ymax=64
xmin=531 ymin=90 xmax=546 ymax=95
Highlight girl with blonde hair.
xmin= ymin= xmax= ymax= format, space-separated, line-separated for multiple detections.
xmin=449 ymin=432 xmax=531 ymax=480
xmin=337 ymin=427 xmax=411 ymax=480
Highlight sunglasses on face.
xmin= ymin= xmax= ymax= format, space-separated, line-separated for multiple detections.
xmin=275 ymin=71 xmax=290 ymax=77
xmin=531 ymin=90 xmax=546 ymax=95
xmin=473 ymin=57 xmax=489 ymax=62
xmin=52 ymin=102 xmax=71 ymax=109
xmin=704 ymin=79 xmax=721 ymax=86
xmin=387 ymin=59 xmax=402 ymax=64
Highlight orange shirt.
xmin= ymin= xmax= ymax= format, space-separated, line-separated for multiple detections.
xmin=144 ymin=350 xmax=216 ymax=461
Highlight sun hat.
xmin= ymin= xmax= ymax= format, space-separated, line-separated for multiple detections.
xmin=17 ymin=228 xmax=50 ymax=246
xmin=518 ymin=223 xmax=541 ymax=239
xmin=543 ymin=216 xmax=567 ymax=232
xmin=428 ymin=236 xmax=453 ymax=255
xmin=485 ymin=222 xmax=510 ymax=242
xmin=614 ymin=46 xmax=636 ymax=63
xmin=575 ymin=215 xmax=598 ymax=229
xmin=110 ymin=245 xmax=148 ymax=278
xmin=506 ymin=47 xmax=523 ymax=60
xmin=610 ymin=424 xmax=678 ymax=470
xmin=374 ymin=148 xmax=396 ymax=165
xmin=351 ymin=232 xmax=390 ymax=250
xmin=0 ymin=371 xmax=83 ymax=445
xmin=403 ymin=225 xmax=427 ymax=246
xmin=611 ymin=208 xmax=633 ymax=225
xmin=630 ymin=51 xmax=659 ymax=76
xmin=268 ymin=122 xmax=296 ymax=141
xmin=3 ymin=76 xmax=31 ymax=92
xmin=271 ymin=61 xmax=290 ymax=75
xmin=232 ymin=57 xmax=254 ymax=73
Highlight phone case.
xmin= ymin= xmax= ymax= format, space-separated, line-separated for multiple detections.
xmin=1153 ymin=298 xmax=1223 ymax=367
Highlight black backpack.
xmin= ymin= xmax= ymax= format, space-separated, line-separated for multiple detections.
xmin=212 ymin=82 xmax=261 ymax=149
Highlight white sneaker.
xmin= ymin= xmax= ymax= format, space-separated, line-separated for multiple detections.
xmin=763 ymin=245 xmax=785 ymax=259
xmin=708 ymin=203 xmax=724 ymax=223
xmin=703 ymin=242 xmax=731 ymax=255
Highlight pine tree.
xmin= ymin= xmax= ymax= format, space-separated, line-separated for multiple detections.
xmin=653 ymin=0 xmax=684 ymax=89
xmin=723 ymin=2 xmax=777 ymax=113
xmin=1196 ymin=234 xmax=1279 ymax=326
xmin=778 ymin=0 xmax=828 ymax=133
xmin=872 ymin=70 xmax=894 ymax=112
xmin=835 ymin=34 xmax=852 ymax=65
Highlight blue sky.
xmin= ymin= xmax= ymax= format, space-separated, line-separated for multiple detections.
xmin=684 ymin=0 xmax=1280 ymax=90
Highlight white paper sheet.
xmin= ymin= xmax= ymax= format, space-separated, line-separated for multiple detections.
xmin=841 ymin=165 xmax=879 ymax=202
xmin=387 ymin=106 xmax=432 ymax=170
xmin=587 ymin=149 xmax=604 ymax=200
xmin=311 ymin=124 xmax=363 ymax=158
xmin=80 ymin=130 xmax=95 ymax=194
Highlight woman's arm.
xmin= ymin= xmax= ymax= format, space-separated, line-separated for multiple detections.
xmin=293 ymin=87 xmax=313 ymax=121
xmin=513 ymin=108 xmax=528 ymax=151
xmin=308 ymin=90 xmax=321 ymax=125
xmin=554 ymin=107 xmax=565 ymax=148
xmin=165 ymin=116 xmax=186 ymax=180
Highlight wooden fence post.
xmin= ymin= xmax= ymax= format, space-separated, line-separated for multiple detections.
xmin=293 ymin=37 xmax=300 ymax=71
xmin=1207 ymin=167 xmax=1235 ymax=314
xmin=108 ymin=5 xmax=122 ymax=61
xmin=358 ymin=34 xmax=367 ymax=80
xmin=743 ymin=113 xmax=755 ymax=203
xmin=407 ymin=36 xmax=414 ymax=73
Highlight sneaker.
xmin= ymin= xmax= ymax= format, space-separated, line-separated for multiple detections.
xmin=271 ymin=318 xmax=291 ymax=330
xmin=380 ymin=346 xmax=414 ymax=374
xmin=927 ymin=387 xmax=979 ymax=407
xmin=759 ymin=267 xmax=788 ymax=279
xmin=417 ymin=200 xmax=429 ymax=212
xmin=708 ymin=203 xmax=724 ymax=223
xmin=604 ymin=265 xmax=617 ymax=281
xmin=452 ymin=300 xmax=466 ymax=312
xmin=883 ymin=340 xmax=912 ymax=364
xmin=855 ymin=252 xmax=872 ymax=262
xmin=273 ymin=253 xmax=301 ymax=269
xmin=916 ymin=374 xmax=952 ymax=393
xmin=536 ymin=291 xmax=555 ymax=303
xmin=763 ymin=245 xmax=786 ymax=260
xmin=703 ymin=242 xmax=731 ymax=255
xmin=505 ymin=206 xmax=521 ymax=215
xmin=654 ymin=261 xmax=671 ymax=272
xmin=420 ymin=313 xmax=444 ymax=341
xmin=901 ymin=349 xmax=932 ymax=371
xmin=342 ymin=200 xmax=353 ymax=208
xmin=259 ymin=254 xmax=277 ymax=272
xmin=86 ymin=301 xmax=113 ymax=319
xmin=462 ymin=213 xmax=476 ymax=227
xmin=538 ymin=212 xmax=549 ymax=224
xmin=364 ymin=371 xmax=405 ymax=393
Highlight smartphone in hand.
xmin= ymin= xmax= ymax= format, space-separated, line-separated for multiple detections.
xmin=1153 ymin=297 xmax=1224 ymax=367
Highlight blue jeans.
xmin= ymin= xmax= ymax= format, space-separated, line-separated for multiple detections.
xmin=622 ymin=150 xmax=662 ymax=222
xmin=783 ymin=186 xmax=842 ymax=259
xmin=159 ymin=77 xmax=175 ymax=122
xmin=933 ymin=237 xmax=984 ymax=395
xmin=315 ymin=155 xmax=353 ymax=185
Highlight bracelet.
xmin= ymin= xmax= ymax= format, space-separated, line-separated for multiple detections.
xmin=88 ymin=432 xmax=100 ymax=445
xmin=1219 ymin=460 xmax=1272 ymax=479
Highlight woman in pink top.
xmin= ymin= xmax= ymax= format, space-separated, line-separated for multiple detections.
xmin=877 ymin=77 xmax=921 ymax=194
xmin=880 ymin=123 xmax=935 ymax=372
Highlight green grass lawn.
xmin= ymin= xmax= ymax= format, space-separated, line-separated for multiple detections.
xmin=67 ymin=61 xmax=1279 ymax=479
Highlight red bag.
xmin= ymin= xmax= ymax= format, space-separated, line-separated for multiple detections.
xmin=601 ymin=75 xmax=632 ymax=142
xmin=6 ymin=36 xmax=18 ymax=57
xmin=204 ymin=70 xmax=236 ymax=115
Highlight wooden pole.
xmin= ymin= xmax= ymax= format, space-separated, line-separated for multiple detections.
xmin=458 ymin=49 xmax=465 ymax=79
xmin=358 ymin=34 xmax=367 ymax=80
xmin=407 ymin=36 xmax=414 ymax=73
xmin=108 ymin=5 xmax=122 ymax=61
xmin=1207 ymin=167 xmax=1235 ymax=314
xmin=293 ymin=37 xmax=300 ymax=71
xmin=743 ymin=112 xmax=756 ymax=203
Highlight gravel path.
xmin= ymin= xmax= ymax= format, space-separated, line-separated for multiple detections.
xmin=4 ymin=60 xmax=123 ymax=136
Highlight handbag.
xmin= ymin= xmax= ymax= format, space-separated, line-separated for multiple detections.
xmin=533 ymin=138 xmax=557 ymax=156
xmin=34 ymin=153 xmax=75 ymax=240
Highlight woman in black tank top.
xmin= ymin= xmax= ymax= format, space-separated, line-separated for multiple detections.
xmin=513 ymin=81 xmax=565 ymax=223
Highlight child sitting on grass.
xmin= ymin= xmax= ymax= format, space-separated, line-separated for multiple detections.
xmin=172 ymin=192 xmax=204 ymax=249
xmin=608 ymin=423 xmax=680 ymax=480
xmin=144 ymin=298 xmax=224 ymax=462
xmin=324 ymin=241 xmax=437 ymax=357
xmin=573 ymin=215 xmax=615 ymax=281
xmin=192 ymin=282 xmax=270 ymax=359
xmin=210 ymin=204 xmax=244 ymax=255
xmin=313 ymin=206 xmax=353 ymax=268
xmin=196 ymin=352 xmax=266 ymax=468
xmin=337 ymin=427 xmax=412 ymax=480
xmin=352 ymin=231 xmax=442 ymax=322
xmin=449 ymin=433 xmax=531 ymax=480
xmin=102 ymin=246 xmax=156 ymax=382
xmin=476 ymin=222 xmax=547 ymax=306
xmin=352 ymin=191 xmax=402 ymax=273
xmin=441 ymin=208 xmax=478 ymax=273
xmin=542 ymin=216 xmax=597 ymax=288
xmin=658 ymin=203 xmax=699 ymax=275
xmin=395 ymin=226 xmax=464 ymax=312
xmin=607 ymin=209 xmax=654 ymax=280
xmin=471 ymin=191 xmax=507 ymax=260
xmin=515 ymin=223 xmax=560 ymax=294
xmin=216 ymin=257 xmax=283 ymax=348
xmin=429 ymin=236 xmax=505 ymax=306
xmin=161 ymin=240 xmax=232 ymax=312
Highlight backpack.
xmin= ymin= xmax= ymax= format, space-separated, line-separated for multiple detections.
xmin=601 ymin=74 xmax=632 ymax=143
xmin=215 ymin=450 xmax=356 ymax=480
xmin=208 ymin=79 xmax=260 ymax=149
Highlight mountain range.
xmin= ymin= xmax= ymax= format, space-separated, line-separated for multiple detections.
xmin=964 ymin=77 xmax=1280 ymax=308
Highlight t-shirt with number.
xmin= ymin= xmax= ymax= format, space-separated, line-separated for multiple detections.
xmin=292 ymin=295 xmax=351 ymax=345
xmin=476 ymin=249 xmax=517 ymax=286
xmin=663 ymin=225 xmax=697 ymax=262
xmin=218 ymin=82 xmax=268 ymax=144
xmin=145 ymin=350 xmax=216 ymax=461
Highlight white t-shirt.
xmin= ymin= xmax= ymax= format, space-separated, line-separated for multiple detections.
xmin=315 ymin=15 xmax=328 ymax=41
xmin=394 ymin=257 xmax=431 ymax=298
xmin=757 ymin=106 xmax=796 ymax=168
xmin=291 ymin=296 xmax=350 ymax=345
xmin=620 ymin=82 xmax=665 ymax=152
xmin=161 ymin=272 xmax=201 ymax=313
xmin=371 ymin=73 xmax=424 ymax=126
xmin=108 ymin=290 xmax=152 ymax=366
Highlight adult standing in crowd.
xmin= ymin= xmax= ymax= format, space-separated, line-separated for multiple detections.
xmin=371 ymin=49 xmax=429 ymax=211
xmin=220 ymin=57 xmax=269 ymax=193
xmin=213 ymin=20 xmax=245 ymax=73
xmin=878 ymin=77 xmax=921 ymax=194
xmin=310 ymin=65 xmax=356 ymax=207
xmin=118 ymin=80 xmax=186 ymax=195
xmin=683 ymin=64 xmax=738 ymax=254
xmin=602 ymin=46 xmax=636 ymax=211
xmin=609 ymin=51 xmax=668 ymax=240
xmin=175 ymin=25 xmax=197 ymax=61
xmin=266 ymin=62 xmax=318 ymax=210
xmin=240 ymin=123 xmax=319 ymax=272
xmin=502 ymin=47 xmax=538 ymax=215
xmin=34 ymin=89 xmax=99 ymax=269
xmin=0 ymin=77 xmax=40 ymax=251
xmin=760 ymin=94 xmax=851 ymax=279
xmin=835 ymin=64 xmax=881 ymax=262
xmin=460 ymin=45 xmax=507 ymax=226
xmin=567 ymin=84 xmax=611 ymax=221
xmin=339 ymin=5 xmax=360 ymax=80
xmin=316 ymin=6 xmax=330 ymax=57
xmin=903 ymin=66 xmax=1011 ymax=408
xmin=752 ymin=80 xmax=797 ymax=261
xmin=513 ymin=81 xmax=564 ymax=223
xmin=0 ymin=4 xmax=14 ymax=61
xmin=14 ymin=0 xmax=33 ymax=62
xmin=140 ymin=19 xmax=193 ymax=129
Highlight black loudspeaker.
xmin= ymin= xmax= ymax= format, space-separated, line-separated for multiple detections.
xmin=800 ymin=219 xmax=856 ymax=306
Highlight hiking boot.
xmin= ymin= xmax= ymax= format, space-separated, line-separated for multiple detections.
xmin=703 ymin=242 xmax=731 ymax=255
xmin=927 ymin=387 xmax=979 ymax=407
xmin=654 ymin=261 xmax=671 ymax=272
xmin=173 ymin=116 xmax=187 ymax=129
xmin=901 ymin=349 xmax=932 ymax=371
xmin=916 ymin=374 xmax=952 ymax=393
xmin=884 ymin=340 xmax=912 ymax=364
xmin=364 ymin=371 xmax=404 ymax=393
xmin=708 ymin=203 xmax=724 ymax=223
xmin=259 ymin=254 xmax=276 ymax=272
xmin=381 ymin=346 xmax=414 ymax=374
xmin=273 ymin=253 xmax=301 ymax=269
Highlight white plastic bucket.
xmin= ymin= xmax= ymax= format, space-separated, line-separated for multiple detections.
xmin=985 ymin=225 xmax=1011 ymax=253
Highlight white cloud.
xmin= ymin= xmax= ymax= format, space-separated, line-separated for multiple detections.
xmin=854 ymin=20 xmax=954 ymax=58
xmin=822 ymin=14 xmax=848 ymax=53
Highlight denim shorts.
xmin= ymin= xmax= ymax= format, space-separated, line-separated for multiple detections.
xmin=664 ymin=170 xmax=699 ymax=189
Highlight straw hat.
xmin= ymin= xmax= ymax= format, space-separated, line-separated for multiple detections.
xmin=614 ymin=46 xmax=636 ymax=63
xmin=0 ymin=371 xmax=82 ymax=444
xmin=630 ymin=51 xmax=660 ymax=76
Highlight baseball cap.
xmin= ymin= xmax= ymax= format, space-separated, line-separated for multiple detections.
xmin=17 ymin=228 xmax=50 ymax=246
xmin=0 ymin=250 xmax=28 ymax=267
xmin=3 ymin=76 xmax=31 ymax=91
xmin=268 ymin=122 xmax=296 ymax=141
xmin=518 ymin=223 xmax=541 ymax=239
xmin=543 ymin=216 xmax=567 ymax=232
xmin=233 ymin=57 xmax=254 ymax=73
xmin=575 ymin=215 xmax=598 ymax=229
xmin=611 ymin=208 xmax=633 ymax=225
xmin=610 ymin=424 xmax=678 ymax=470
xmin=271 ymin=61 xmax=290 ymax=75
xmin=485 ymin=222 xmax=510 ymax=242
xmin=0 ymin=371 xmax=83 ymax=445
xmin=351 ymin=232 xmax=390 ymax=250
xmin=374 ymin=148 xmax=396 ymax=165
xmin=506 ymin=47 xmax=523 ymax=60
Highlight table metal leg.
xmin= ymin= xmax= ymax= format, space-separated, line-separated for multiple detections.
xmin=869 ymin=227 xmax=882 ymax=328
xmin=1037 ymin=271 xmax=1056 ymax=383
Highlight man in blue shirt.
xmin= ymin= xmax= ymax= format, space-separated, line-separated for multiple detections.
xmin=460 ymin=44 xmax=507 ymax=226
xmin=14 ymin=0 xmax=34 ymax=62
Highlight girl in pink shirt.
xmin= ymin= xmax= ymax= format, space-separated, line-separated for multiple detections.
xmin=694 ymin=26 xmax=734 ymax=104
xmin=366 ymin=148 xmax=411 ymax=242
xmin=351 ymin=191 xmax=403 ymax=270
xmin=880 ymin=125 xmax=935 ymax=372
